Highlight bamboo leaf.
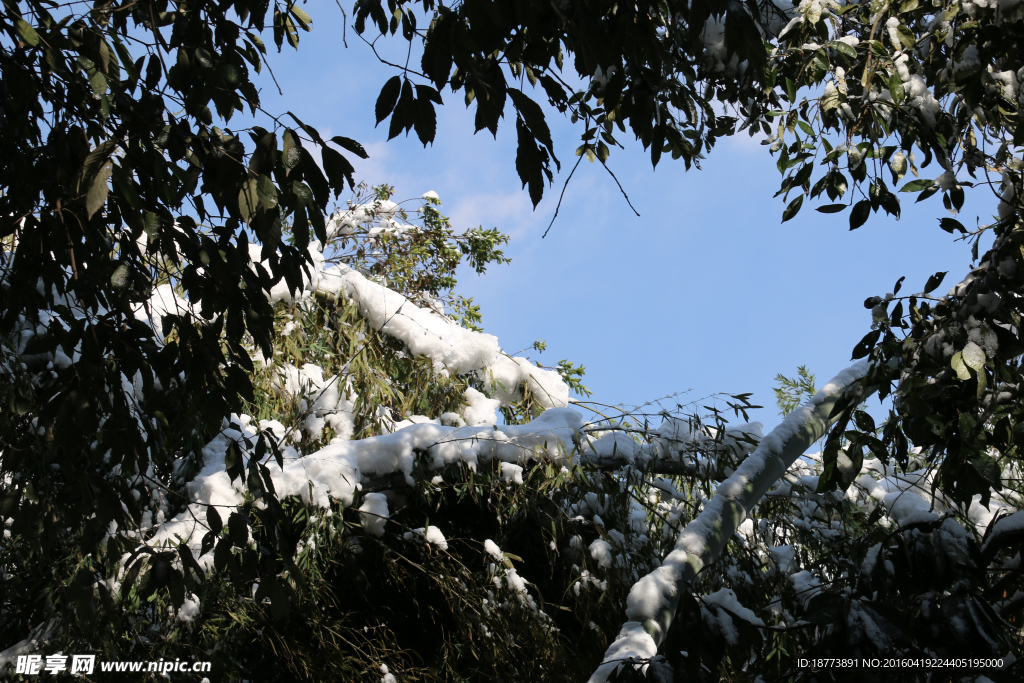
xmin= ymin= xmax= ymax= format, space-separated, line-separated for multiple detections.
xmin=86 ymin=162 xmax=113 ymax=219
xmin=15 ymin=19 xmax=40 ymax=47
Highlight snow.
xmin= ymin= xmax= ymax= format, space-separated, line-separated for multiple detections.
xmin=404 ymin=525 xmax=448 ymax=551
xmin=595 ymin=361 xmax=869 ymax=671
xmin=589 ymin=539 xmax=613 ymax=569
xmin=861 ymin=542 xmax=882 ymax=576
xmin=276 ymin=363 xmax=357 ymax=442
xmin=483 ymin=354 xmax=569 ymax=409
xmin=703 ymin=587 xmax=764 ymax=626
xmin=500 ymin=462 xmax=524 ymax=484
xmin=846 ymin=600 xmax=891 ymax=649
xmin=586 ymin=622 xmax=658 ymax=683
xmin=575 ymin=570 xmax=608 ymax=594
xmin=981 ymin=510 xmax=1024 ymax=555
xmin=703 ymin=602 xmax=739 ymax=646
xmin=589 ymin=432 xmax=643 ymax=465
xmin=789 ymin=570 xmax=823 ymax=608
xmin=134 ymin=283 xmax=194 ymax=334
xmin=318 ymin=263 xmax=500 ymax=376
xmin=327 ymin=199 xmax=400 ymax=238
xmin=314 ymin=258 xmax=569 ymax=407
xmin=358 ymin=493 xmax=390 ymax=537
xmin=141 ymin=408 xmax=584 ymax=575
xmin=885 ymin=489 xmax=938 ymax=526
xmin=463 ymin=387 xmax=500 ymax=425
xmin=768 ymin=545 xmax=796 ymax=574
xmin=885 ymin=17 xmax=901 ymax=50
xmin=483 ymin=539 xmax=505 ymax=563
xmin=583 ymin=420 xmax=762 ymax=473
xmin=848 ymin=463 xmax=1010 ymax=534
xmin=893 ymin=54 xmax=941 ymax=127
xmin=991 ymin=70 xmax=1019 ymax=103
xmin=625 ymin=557 xmax=683 ymax=622
xmin=175 ymin=595 xmax=201 ymax=624
xmin=702 ymin=19 xmax=740 ymax=74
xmin=0 ymin=621 xmax=57 ymax=674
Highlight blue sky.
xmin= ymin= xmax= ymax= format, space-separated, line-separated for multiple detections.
xmin=247 ymin=6 xmax=992 ymax=424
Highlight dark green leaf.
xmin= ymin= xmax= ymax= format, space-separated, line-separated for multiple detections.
xmin=923 ymin=271 xmax=947 ymax=294
xmin=256 ymin=174 xmax=278 ymax=210
xmin=889 ymin=73 xmax=905 ymax=106
xmin=282 ymin=129 xmax=302 ymax=173
xmin=214 ymin=537 xmax=232 ymax=572
xmin=330 ymin=136 xmax=369 ymax=159
xmin=86 ymin=162 xmax=113 ymax=219
xmin=852 ymin=329 xmax=881 ymax=359
xmin=950 ymin=185 xmax=965 ymax=211
xmin=782 ymin=195 xmax=803 ymax=222
xmin=962 ymin=341 xmax=985 ymax=371
xmin=225 ymin=441 xmax=242 ymax=481
xmin=238 ymin=179 xmax=259 ymax=223
xmin=322 ymin=147 xmax=355 ymax=195
xmin=816 ymin=203 xmax=847 ymax=213
xmin=414 ymin=95 xmax=437 ymax=145
xmin=290 ymin=5 xmax=313 ymax=29
xmin=291 ymin=180 xmax=313 ymax=206
xmin=849 ymin=200 xmax=871 ymax=230
xmin=939 ymin=217 xmax=966 ymax=234
xmin=375 ymin=75 xmax=401 ymax=125
xmin=15 ymin=19 xmax=40 ymax=47
xmin=389 ymin=79 xmax=415 ymax=140
xmin=832 ymin=41 xmax=857 ymax=59
xmin=228 ymin=512 xmax=249 ymax=547
xmin=951 ymin=351 xmax=971 ymax=380
xmin=207 ymin=505 xmax=223 ymax=535
xmin=853 ymin=410 xmax=876 ymax=432
xmin=900 ymin=178 xmax=934 ymax=192
xmin=515 ymin=118 xmax=544 ymax=207
xmin=178 ymin=544 xmax=205 ymax=583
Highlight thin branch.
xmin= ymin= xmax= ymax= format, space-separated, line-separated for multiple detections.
xmin=334 ymin=0 xmax=349 ymax=48
xmin=261 ymin=52 xmax=284 ymax=97
xmin=542 ymin=154 xmax=583 ymax=239
xmin=599 ymin=157 xmax=641 ymax=218
xmin=359 ymin=32 xmax=430 ymax=80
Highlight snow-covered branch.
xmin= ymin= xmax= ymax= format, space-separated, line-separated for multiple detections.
xmin=588 ymin=360 xmax=871 ymax=682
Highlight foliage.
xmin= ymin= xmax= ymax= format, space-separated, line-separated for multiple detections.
xmin=358 ymin=0 xmax=773 ymax=206
xmin=323 ymin=184 xmax=510 ymax=320
xmin=0 ymin=0 xmax=366 ymax=659
xmin=774 ymin=365 xmax=818 ymax=417
xmin=4 ymin=0 xmax=1024 ymax=681
xmin=358 ymin=4 xmax=1024 ymax=676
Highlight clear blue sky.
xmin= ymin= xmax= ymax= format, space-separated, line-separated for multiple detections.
xmin=246 ymin=7 xmax=992 ymax=425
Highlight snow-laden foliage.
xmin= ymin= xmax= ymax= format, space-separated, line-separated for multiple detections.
xmin=6 ymin=185 xmax=1022 ymax=681
xmin=4 ymin=0 xmax=1024 ymax=681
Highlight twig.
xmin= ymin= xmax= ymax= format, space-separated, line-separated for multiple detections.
xmin=359 ymin=32 xmax=430 ymax=80
xmin=542 ymin=154 xmax=583 ymax=238
xmin=599 ymin=157 xmax=640 ymax=218
xmin=334 ymin=0 xmax=349 ymax=48
xmin=261 ymin=52 xmax=284 ymax=96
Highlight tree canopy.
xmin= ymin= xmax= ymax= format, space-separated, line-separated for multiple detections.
xmin=2 ymin=0 xmax=1024 ymax=681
